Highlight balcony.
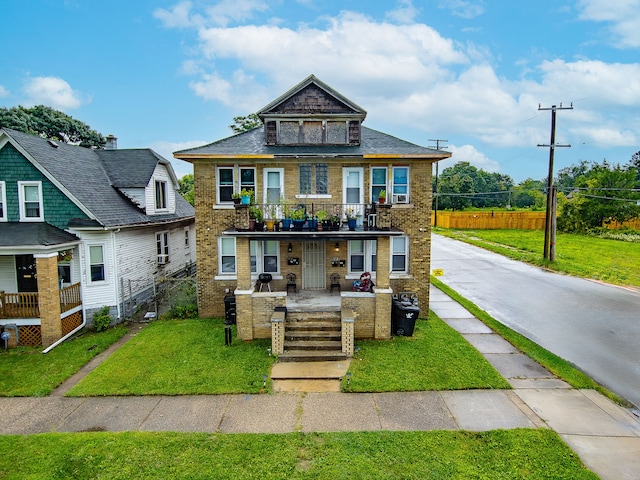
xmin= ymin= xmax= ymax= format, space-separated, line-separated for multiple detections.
xmin=230 ymin=202 xmax=397 ymax=238
xmin=0 ymin=283 xmax=82 ymax=319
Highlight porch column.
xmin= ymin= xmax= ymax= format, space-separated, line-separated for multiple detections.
xmin=234 ymin=237 xmax=254 ymax=340
xmin=374 ymin=236 xmax=392 ymax=339
xmin=35 ymin=252 xmax=62 ymax=347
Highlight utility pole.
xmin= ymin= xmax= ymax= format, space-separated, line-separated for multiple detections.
xmin=537 ymin=103 xmax=572 ymax=261
xmin=429 ymin=139 xmax=448 ymax=228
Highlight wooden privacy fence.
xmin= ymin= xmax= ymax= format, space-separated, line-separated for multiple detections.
xmin=431 ymin=211 xmax=546 ymax=230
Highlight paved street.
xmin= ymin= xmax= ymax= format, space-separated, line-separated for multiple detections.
xmin=430 ymin=234 xmax=640 ymax=409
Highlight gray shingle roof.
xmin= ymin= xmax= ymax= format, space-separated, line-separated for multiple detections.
xmin=0 ymin=223 xmax=80 ymax=248
xmin=1 ymin=128 xmax=194 ymax=228
xmin=175 ymin=126 xmax=445 ymax=158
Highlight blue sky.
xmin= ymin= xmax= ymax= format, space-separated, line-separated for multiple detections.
xmin=2 ymin=0 xmax=639 ymax=182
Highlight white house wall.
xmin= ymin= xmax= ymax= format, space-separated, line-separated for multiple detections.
xmin=0 ymin=256 xmax=17 ymax=292
xmin=145 ymin=163 xmax=176 ymax=215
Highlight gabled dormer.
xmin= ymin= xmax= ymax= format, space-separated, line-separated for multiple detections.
xmin=257 ymin=74 xmax=367 ymax=146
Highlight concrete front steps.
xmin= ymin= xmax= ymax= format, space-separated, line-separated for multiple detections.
xmin=272 ymin=310 xmax=350 ymax=392
xmin=278 ymin=311 xmax=347 ymax=363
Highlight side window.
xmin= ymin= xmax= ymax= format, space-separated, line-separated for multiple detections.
xmin=219 ymin=237 xmax=236 ymax=274
xmin=250 ymin=240 xmax=280 ymax=274
xmin=89 ymin=245 xmax=106 ymax=282
xmin=184 ymin=227 xmax=190 ymax=248
xmin=18 ymin=181 xmax=44 ymax=221
xmin=348 ymin=240 xmax=376 ymax=274
xmin=217 ymin=167 xmax=234 ymax=203
xmin=264 ymin=168 xmax=283 ymax=205
xmin=391 ymin=167 xmax=409 ymax=203
xmin=239 ymin=168 xmax=256 ymax=196
xmin=156 ymin=231 xmax=169 ymax=264
xmin=391 ymin=236 xmax=408 ymax=273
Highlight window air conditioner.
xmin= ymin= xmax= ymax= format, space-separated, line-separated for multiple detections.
xmin=393 ymin=194 xmax=408 ymax=204
xmin=157 ymin=254 xmax=168 ymax=265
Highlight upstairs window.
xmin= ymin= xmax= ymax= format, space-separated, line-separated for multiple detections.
xmin=217 ymin=167 xmax=256 ymax=204
xmin=217 ymin=167 xmax=234 ymax=203
xmin=391 ymin=167 xmax=409 ymax=203
xmin=155 ymin=180 xmax=168 ymax=210
xmin=299 ymin=164 xmax=328 ymax=195
xmin=371 ymin=167 xmax=387 ymax=202
xmin=18 ymin=181 xmax=44 ymax=221
xmin=0 ymin=181 xmax=6 ymax=221
xmin=239 ymin=168 xmax=256 ymax=197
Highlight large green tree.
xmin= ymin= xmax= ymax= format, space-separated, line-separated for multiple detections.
xmin=558 ymin=160 xmax=640 ymax=232
xmin=229 ymin=113 xmax=262 ymax=134
xmin=178 ymin=174 xmax=194 ymax=206
xmin=0 ymin=105 xmax=105 ymax=148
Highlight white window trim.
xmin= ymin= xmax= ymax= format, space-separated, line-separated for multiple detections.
xmin=239 ymin=166 xmax=257 ymax=195
xmin=154 ymin=180 xmax=168 ymax=211
xmin=343 ymin=167 xmax=364 ymax=218
xmin=263 ymin=168 xmax=284 ymax=206
xmin=391 ymin=166 xmax=410 ymax=204
xmin=216 ymin=166 xmax=235 ymax=205
xmin=250 ymin=240 xmax=281 ymax=275
xmin=156 ymin=231 xmax=170 ymax=265
xmin=18 ymin=181 xmax=44 ymax=222
xmin=218 ymin=237 xmax=237 ymax=275
xmin=370 ymin=166 xmax=388 ymax=203
xmin=184 ymin=227 xmax=190 ymax=248
xmin=391 ymin=236 xmax=409 ymax=273
xmin=0 ymin=181 xmax=6 ymax=222
xmin=348 ymin=239 xmax=377 ymax=275
xmin=87 ymin=244 xmax=107 ymax=284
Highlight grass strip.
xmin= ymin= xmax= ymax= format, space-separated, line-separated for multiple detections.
xmin=431 ymin=276 xmax=629 ymax=406
xmin=0 ymin=326 xmax=128 ymax=397
xmin=66 ymin=319 xmax=275 ymax=396
xmin=0 ymin=429 xmax=597 ymax=479
xmin=344 ymin=312 xmax=510 ymax=392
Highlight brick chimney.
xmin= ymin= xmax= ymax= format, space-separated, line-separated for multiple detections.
xmin=105 ymin=134 xmax=118 ymax=150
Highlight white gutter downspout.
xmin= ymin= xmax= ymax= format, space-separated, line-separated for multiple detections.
xmin=41 ymin=304 xmax=86 ymax=354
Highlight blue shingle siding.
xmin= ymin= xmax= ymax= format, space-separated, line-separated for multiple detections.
xmin=0 ymin=143 xmax=88 ymax=229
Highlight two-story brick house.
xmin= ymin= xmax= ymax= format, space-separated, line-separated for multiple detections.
xmin=174 ymin=75 xmax=450 ymax=349
xmin=0 ymin=128 xmax=195 ymax=348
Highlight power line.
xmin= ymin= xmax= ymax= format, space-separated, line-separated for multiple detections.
xmin=429 ymin=139 xmax=448 ymax=228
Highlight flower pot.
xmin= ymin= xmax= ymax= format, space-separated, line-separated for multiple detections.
xmin=265 ymin=219 xmax=276 ymax=232
xmin=308 ymin=218 xmax=318 ymax=231
xmin=292 ymin=219 xmax=305 ymax=231
xmin=254 ymin=221 xmax=264 ymax=231
xmin=233 ymin=197 xmax=241 ymax=205
xmin=241 ymin=195 xmax=251 ymax=205
xmin=282 ymin=218 xmax=292 ymax=230
xmin=348 ymin=218 xmax=357 ymax=231
xmin=378 ymin=197 xmax=386 ymax=204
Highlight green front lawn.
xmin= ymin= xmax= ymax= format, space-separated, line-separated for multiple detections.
xmin=0 ymin=326 xmax=128 ymax=397
xmin=344 ymin=312 xmax=510 ymax=392
xmin=67 ymin=319 xmax=275 ymax=396
xmin=0 ymin=429 xmax=597 ymax=479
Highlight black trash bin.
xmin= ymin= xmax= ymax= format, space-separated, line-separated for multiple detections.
xmin=224 ymin=295 xmax=236 ymax=325
xmin=392 ymin=298 xmax=420 ymax=336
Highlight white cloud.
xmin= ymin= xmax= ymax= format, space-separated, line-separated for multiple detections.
xmin=439 ymin=0 xmax=485 ymax=19
xmin=154 ymin=1 xmax=196 ymax=28
xmin=154 ymin=0 xmax=269 ymax=29
xmin=22 ymin=76 xmax=87 ymax=110
xmin=0 ymin=85 xmax=9 ymax=97
xmin=570 ymin=126 xmax=637 ymax=147
xmin=577 ymin=0 xmax=640 ymax=48
xmin=448 ymin=144 xmax=500 ymax=172
xmin=385 ymin=0 xmax=420 ymax=24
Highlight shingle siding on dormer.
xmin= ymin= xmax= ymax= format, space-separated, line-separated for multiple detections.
xmin=0 ymin=143 xmax=89 ymax=229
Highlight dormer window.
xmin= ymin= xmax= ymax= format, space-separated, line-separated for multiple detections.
xmin=155 ymin=180 xmax=168 ymax=210
xmin=265 ymin=119 xmax=361 ymax=146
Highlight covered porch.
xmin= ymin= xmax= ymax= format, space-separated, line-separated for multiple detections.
xmin=0 ymin=223 xmax=83 ymax=347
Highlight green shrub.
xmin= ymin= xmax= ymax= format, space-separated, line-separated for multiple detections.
xmin=92 ymin=306 xmax=113 ymax=332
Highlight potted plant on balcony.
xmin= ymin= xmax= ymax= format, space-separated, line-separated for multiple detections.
xmin=329 ymin=213 xmax=341 ymax=231
xmin=378 ymin=189 xmax=387 ymax=205
xmin=265 ymin=204 xmax=277 ymax=231
xmin=240 ymin=188 xmax=253 ymax=205
xmin=232 ymin=192 xmax=242 ymax=205
xmin=291 ymin=207 xmax=306 ymax=231
xmin=346 ymin=208 xmax=358 ymax=231
xmin=249 ymin=205 xmax=263 ymax=230
xmin=317 ymin=210 xmax=328 ymax=231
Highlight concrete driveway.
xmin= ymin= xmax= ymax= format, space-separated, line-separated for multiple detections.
xmin=430 ymin=234 xmax=640 ymax=409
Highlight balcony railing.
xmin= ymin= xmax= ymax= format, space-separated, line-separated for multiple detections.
xmin=0 ymin=283 xmax=82 ymax=319
xmin=236 ymin=202 xmax=392 ymax=232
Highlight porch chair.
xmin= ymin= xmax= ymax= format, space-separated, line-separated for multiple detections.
xmin=330 ymin=273 xmax=341 ymax=295
xmin=286 ymin=273 xmax=297 ymax=293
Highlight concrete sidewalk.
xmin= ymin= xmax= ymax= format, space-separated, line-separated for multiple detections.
xmin=1 ymin=286 xmax=639 ymax=479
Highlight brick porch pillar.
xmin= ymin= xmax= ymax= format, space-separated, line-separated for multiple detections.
xmin=374 ymin=236 xmax=392 ymax=339
xmin=234 ymin=237 xmax=254 ymax=340
xmin=35 ymin=252 xmax=62 ymax=347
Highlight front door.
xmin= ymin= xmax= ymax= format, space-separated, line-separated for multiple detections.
xmin=302 ymin=241 xmax=326 ymax=289
xmin=15 ymin=254 xmax=38 ymax=292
